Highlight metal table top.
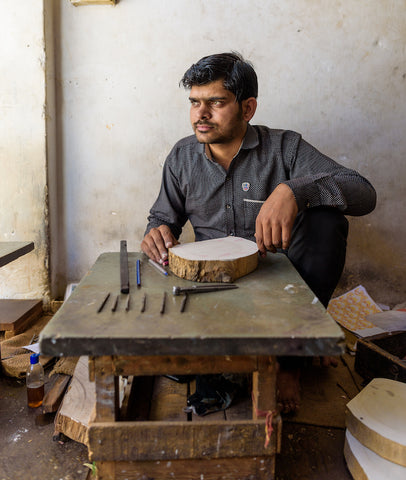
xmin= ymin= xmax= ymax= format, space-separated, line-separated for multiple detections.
xmin=40 ymin=252 xmax=344 ymax=357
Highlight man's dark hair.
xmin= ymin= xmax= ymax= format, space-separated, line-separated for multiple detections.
xmin=180 ymin=52 xmax=258 ymax=103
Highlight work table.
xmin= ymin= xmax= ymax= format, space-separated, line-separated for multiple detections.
xmin=39 ymin=251 xmax=344 ymax=480
xmin=40 ymin=252 xmax=344 ymax=358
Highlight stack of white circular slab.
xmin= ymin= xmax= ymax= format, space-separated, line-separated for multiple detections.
xmin=344 ymin=377 xmax=406 ymax=479
xmin=168 ymin=236 xmax=258 ymax=283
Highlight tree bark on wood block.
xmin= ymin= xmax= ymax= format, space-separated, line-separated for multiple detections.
xmin=168 ymin=237 xmax=258 ymax=282
xmin=346 ymin=378 xmax=406 ymax=467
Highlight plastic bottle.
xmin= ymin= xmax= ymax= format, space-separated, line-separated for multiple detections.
xmin=26 ymin=353 xmax=44 ymax=408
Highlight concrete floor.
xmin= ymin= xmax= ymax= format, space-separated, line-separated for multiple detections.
xmin=0 ymin=357 xmax=358 ymax=480
xmin=0 ymin=373 xmax=89 ymax=480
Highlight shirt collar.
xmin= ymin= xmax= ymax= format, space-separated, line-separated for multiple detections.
xmin=241 ymin=124 xmax=259 ymax=149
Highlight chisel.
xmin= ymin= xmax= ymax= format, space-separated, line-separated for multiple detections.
xmin=120 ymin=240 xmax=130 ymax=294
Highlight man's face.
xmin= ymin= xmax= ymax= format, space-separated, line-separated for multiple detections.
xmin=189 ymin=79 xmax=247 ymax=145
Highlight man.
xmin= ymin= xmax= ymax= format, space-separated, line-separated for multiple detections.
xmin=141 ymin=52 xmax=376 ymax=413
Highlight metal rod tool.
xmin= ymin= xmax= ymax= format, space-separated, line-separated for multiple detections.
xmin=112 ymin=295 xmax=119 ymax=312
xmin=180 ymin=293 xmax=188 ymax=313
xmin=160 ymin=292 xmax=167 ymax=314
xmin=120 ymin=240 xmax=130 ymax=294
xmin=172 ymin=284 xmax=238 ymax=296
xmin=125 ymin=294 xmax=131 ymax=311
xmin=140 ymin=293 xmax=146 ymax=313
xmin=97 ymin=293 xmax=110 ymax=313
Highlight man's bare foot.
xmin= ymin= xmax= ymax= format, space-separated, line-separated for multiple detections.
xmin=275 ymin=356 xmax=339 ymax=414
xmin=276 ymin=366 xmax=301 ymax=414
xmin=319 ymin=356 xmax=339 ymax=367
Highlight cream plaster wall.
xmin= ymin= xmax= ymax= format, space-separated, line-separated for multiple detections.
xmin=2 ymin=1 xmax=405 ymax=305
xmin=0 ymin=1 xmax=49 ymax=300
xmin=51 ymin=0 xmax=405 ymax=304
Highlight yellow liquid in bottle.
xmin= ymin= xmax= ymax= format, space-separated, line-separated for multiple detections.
xmin=27 ymin=384 xmax=44 ymax=408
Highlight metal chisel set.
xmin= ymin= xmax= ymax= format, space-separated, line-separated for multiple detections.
xmin=96 ymin=240 xmax=238 ymax=315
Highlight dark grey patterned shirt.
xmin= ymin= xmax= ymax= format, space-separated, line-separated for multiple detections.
xmin=145 ymin=125 xmax=376 ymax=242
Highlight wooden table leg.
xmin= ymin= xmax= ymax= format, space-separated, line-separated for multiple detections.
xmin=252 ymin=355 xmax=282 ymax=454
xmin=93 ymin=356 xmax=119 ymax=479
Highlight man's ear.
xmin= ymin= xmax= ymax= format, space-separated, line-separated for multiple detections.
xmin=242 ymin=97 xmax=257 ymax=122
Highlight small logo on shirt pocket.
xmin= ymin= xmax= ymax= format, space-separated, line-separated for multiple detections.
xmin=242 ymin=182 xmax=250 ymax=192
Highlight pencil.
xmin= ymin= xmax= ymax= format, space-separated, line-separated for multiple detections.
xmin=136 ymin=259 xmax=141 ymax=287
xmin=148 ymin=258 xmax=168 ymax=276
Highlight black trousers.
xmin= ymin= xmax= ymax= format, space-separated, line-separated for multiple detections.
xmin=286 ymin=206 xmax=349 ymax=308
xmin=279 ymin=207 xmax=349 ymax=368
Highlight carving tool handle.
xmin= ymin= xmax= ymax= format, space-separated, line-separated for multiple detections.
xmin=120 ymin=240 xmax=130 ymax=294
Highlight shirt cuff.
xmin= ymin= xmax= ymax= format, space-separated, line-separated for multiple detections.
xmin=282 ymin=175 xmax=347 ymax=212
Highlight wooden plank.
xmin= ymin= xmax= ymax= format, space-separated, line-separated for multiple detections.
xmin=54 ymin=356 xmax=95 ymax=445
xmin=0 ymin=241 xmax=34 ymax=268
xmin=95 ymin=461 xmax=115 ymax=480
xmin=42 ymin=374 xmax=71 ymax=414
xmin=0 ymin=299 xmax=42 ymax=335
xmin=168 ymin=237 xmax=258 ymax=282
xmin=346 ymin=377 xmax=406 ymax=467
xmin=88 ymin=419 xmax=279 ymax=462
xmin=102 ymin=456 xmax=275 ymax=480
xmin=112 ymin=355 xmax=259 ymax=377
xmin=344 ymin=430 xmax=406 ymax=480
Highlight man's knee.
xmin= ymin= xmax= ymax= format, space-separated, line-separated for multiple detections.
xmin=292 ymin=207 xmax=349 ymax=247
xmin=287 ymin=207 xmax=349 ymax=307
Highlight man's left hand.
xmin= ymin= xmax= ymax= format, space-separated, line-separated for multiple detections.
xmin=255 ymin=183 xmax=298 ymax=255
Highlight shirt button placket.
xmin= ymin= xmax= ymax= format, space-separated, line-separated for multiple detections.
xmin=225 ymin=175 xmax=234 ymax=236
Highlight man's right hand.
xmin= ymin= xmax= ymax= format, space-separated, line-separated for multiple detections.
xmin=140 ymin=225 xmax=179 ymax=264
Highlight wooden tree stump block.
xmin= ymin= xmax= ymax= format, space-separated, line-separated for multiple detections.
xmin=344 ymin=429 xmax=406 ymax=480
xmin=346 ymin=377 xmax=406 ymax=467
xmin=168 ymin=237 xmax=258 ymax=283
